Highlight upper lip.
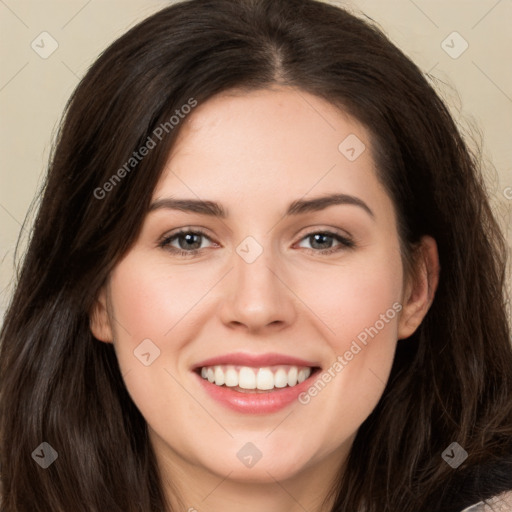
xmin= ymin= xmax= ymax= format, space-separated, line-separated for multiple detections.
xmin=192 ymin=352 xmax=320 ymax=370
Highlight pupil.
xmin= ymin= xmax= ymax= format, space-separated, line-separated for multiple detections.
xmin=181 ymin=233 xmax=200 ymax=250
xmin=312 ymin=233 xmax=331 ymax=249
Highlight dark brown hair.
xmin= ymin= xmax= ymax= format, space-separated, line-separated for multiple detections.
xmin=1 ymin=0 xmax=511 ymax=511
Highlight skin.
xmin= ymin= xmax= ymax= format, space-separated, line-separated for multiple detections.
xmin=90 ymin=86 xmax=439 ymax=512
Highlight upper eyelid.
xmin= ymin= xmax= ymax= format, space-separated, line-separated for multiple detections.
xmin=161 ymin=227 xmax=352 ymax=249
xmin=161 ymin=228 xmax=215 ymax=243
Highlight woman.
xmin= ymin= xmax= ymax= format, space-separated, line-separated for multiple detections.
xmin=1 ymin=0 xmax=511 ymax=511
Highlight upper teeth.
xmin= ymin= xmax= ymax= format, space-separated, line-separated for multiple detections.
xmin=200 ymin=365 xmax=312 ymax=390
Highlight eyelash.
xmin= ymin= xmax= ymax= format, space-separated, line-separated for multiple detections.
xmin=158 ymin=228 xmax=355 ymax=258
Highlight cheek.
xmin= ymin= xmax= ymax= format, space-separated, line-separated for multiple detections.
xmin=104 ymin=254 xmax=225 ymax=412
xmin=105 ymin=258 xmax=200 ymax=430
xmin=298 ymin=244 xmax=404 ymax=349
xmin=107 ymin=254 xmax=215 ymax=345
xmin=294 ymin=248 xmax=403 ymax=424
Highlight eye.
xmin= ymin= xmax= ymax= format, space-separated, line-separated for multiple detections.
xmin=158 ymin=228 xmax=355 ymax=258
xmin=158 ymin=229 xmax=216 ymax=257
xmin=296 ymin=230 xmax=354 ymax=254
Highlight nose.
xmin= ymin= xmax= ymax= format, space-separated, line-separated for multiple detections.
xmin=218 ymin=239 xmax=297 ymax=333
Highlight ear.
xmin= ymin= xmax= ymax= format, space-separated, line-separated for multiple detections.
xmin=397 ymin=235 xmax=440 ymax=340
xmin=89 ymin=287 xmax=113 ymax=343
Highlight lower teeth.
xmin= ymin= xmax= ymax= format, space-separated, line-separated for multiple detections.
xmin=222 ymin=385 xmax=291 ymax=393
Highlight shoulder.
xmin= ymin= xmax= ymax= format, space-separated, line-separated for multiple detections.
xmin=461 ymin=490 xmax=512 ymax=512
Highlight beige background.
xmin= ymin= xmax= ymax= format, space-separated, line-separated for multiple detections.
xmin=0 ymin=0 xmax=511 ymax=326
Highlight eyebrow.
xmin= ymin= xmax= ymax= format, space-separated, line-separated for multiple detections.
xmin=148 ymin=193 xmax=374 ymax=219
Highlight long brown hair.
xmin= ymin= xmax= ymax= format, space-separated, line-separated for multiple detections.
xmin=1 ymin=1 xmax=511 ymax=511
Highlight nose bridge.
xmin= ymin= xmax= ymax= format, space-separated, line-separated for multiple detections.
xmin=219 ymin=234 xmax=296 ymax=330
xmin=234 ymin=234 xmax=280 ymax=300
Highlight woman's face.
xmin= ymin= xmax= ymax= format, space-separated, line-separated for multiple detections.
xmin=92 ymin=87 xmax=431 ymax=492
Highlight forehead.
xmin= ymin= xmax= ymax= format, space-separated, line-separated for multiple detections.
xmin=152 ymin=87 xmax=391 ymax=220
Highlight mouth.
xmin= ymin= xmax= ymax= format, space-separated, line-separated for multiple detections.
xmin=195 ymin=364 xmax=319 ymax=393
xmin=191 ymin=354 xmax=322 ymax=414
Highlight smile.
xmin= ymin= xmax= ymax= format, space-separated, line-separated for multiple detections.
xmin=192 ymin=353 xmax=322 ymax=414
xmin=199 ymin=365 xmax=312 ymax=392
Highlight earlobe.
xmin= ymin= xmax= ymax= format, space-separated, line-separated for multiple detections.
xmin=397 ymin=235 xmax=440 ymax=340
xmin=89 ymin=287 xmax=113 ymax=343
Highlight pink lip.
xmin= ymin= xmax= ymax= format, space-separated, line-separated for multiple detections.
xmin=194 ymin=370 xmax=319 ymax=414
xmin=192 ymin=352 xmax=319 ymax=370
xmin=191 ymin=352 xmax=321 ymax=414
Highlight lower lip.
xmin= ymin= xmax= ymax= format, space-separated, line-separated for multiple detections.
xmin=194 ymin=370 xmax=319 ymax=414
